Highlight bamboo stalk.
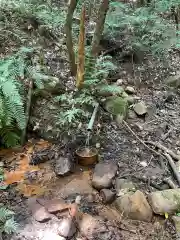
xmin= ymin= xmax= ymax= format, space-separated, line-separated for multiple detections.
xmin=87 ymin=103 xmax=99 ymax=131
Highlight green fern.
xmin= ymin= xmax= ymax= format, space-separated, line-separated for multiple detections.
xmin=0 ymin=207 xmax=18 ymax=234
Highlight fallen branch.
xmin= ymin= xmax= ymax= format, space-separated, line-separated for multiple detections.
xmin=163 ymin=177 xmax=178 ymax=189
xmin=134 ymin=176 xmax=163 ymax=191
xmin=145 ymin=141 xmax=180 ymax=162
xmin=163 ymin=153 xmax=180 ymax=187
xmin=21 ymin=80 xmax=33 ymax=145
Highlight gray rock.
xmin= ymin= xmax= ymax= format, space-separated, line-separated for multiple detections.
xmin=28 ymin=198 xmax=51 ymax=223
xmin=115 ymin=179 xmax=136 ymax=196
xmin=172 ymin=216 xmax=180 ymax=234
xmin=92 ymin=162 xmax=118 ymax=190
xmin=165 ymin=74 xmax=180 ymax=87
xmin=133 ymin=101 xmax=147 ymax=115
xmin=100 ymin=189 xmax=115 ymax=204
xmin=125 ymin=86 xmax=135 ymax=94
xmin=114 ymin=190 xmax=153 ymax=222
xmin=128 ymin=110 xmax=137 ymax=119
xmin=148 ymin=189 xmax=180 ymax=215
xmin=116 ymin=79 xmax=123 ymax=86
xmin=54 ymin=157 xmax=73 ymax=176
xmin=105 ymin=96 xmax=128 ymax=117
xmin=58 ymin=218 xmax=76 ymax=238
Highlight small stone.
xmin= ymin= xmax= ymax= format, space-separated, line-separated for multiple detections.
xmin=54 ymin=157 xmax=73 ymax=176
xmin=115 ymin=179 xmax=136 ymax=192
xmin=75 ymin=195 xmax=82 ymax=205
xmin=58 ymin=218 xmax=76 ymax=238
xmin=96 ymin=143 xmax=101 ymax=149
xmin=114 ymin=190 xmax=153 ymax=222
xmin=172 ymin=216 xmax=180 ymax=233
xmin=116 ymin=79 xmax=123 ymax=86
xmin=100 ymin=189 xmax=115 ymax=204
xmin=133 ymin=101 xmax=147 ymax=115
xmin=92 ymin=162 xmax=118 ymax=190
xmin=128 ymin=110 xmax=137 ymax=119
xmin=139 ymin=161 xmax=148 ymax=167
xmin=28 ymin=198 xmax=51 ymax=223
xmin=125 ymin=86 xmax=135 ymax=94
xmin=0 ymin=162 xmax=4 ymax=167
xmin=148 ymin=189 xmax=180 ymax=215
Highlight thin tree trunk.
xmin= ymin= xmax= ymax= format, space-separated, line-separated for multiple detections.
xmin=65 ymin=0 xmax=79 ymax=76
xmin=91 ymin=0 xmax=109 ymax=57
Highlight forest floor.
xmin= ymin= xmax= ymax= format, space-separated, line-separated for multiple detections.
xmin=1 ymin=48 xmax=180 ymax=239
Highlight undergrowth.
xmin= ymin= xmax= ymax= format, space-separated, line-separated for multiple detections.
xmin=105 ymin=1 xmax=178 ymax=57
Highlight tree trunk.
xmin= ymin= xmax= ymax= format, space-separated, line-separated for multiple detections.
xmin=91 ymin=0 xmax=109 ymax=57
xmin=65 ymin=0 xmax=79 ymax=76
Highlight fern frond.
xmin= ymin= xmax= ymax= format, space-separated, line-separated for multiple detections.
xmin=4 ymin=217 xmax=18 ymax=234
xmin=0 ymin=208 xmax=14 ymax=222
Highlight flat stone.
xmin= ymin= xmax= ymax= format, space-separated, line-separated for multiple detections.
xmin=58 ymin=218 xmax=76 ymax=238
xmin=133 ymin=101 xmax=147 ymax=115
xmin=148 ymin=189 xmax=180 ymax=215
xmin=114 ymin=190 xmax=153 ymax=222
xmin=54 ymin=157 xmax=73 ymax=176
xmin=125 ymin=86 xmax=135 ymax=94
xmin=37 ymin=198 xmax=69 ymax=214
xmin=60 ymin=178 xmax=94 ymax=198
xmin=92 ymin=162 xmax=118 ymax=190
xmin=28 ymin=198 xmax=51 ymax=222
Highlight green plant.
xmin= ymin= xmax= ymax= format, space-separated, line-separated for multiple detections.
xmin=0 ymin=46 xmax=58 ymax=147
xmin=104 ymin=1 xmax=178 ymax=57
xmin=0 ymin=207 xmax=18 ymax=234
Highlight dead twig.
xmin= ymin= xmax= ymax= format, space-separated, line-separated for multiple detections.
xmin=163 ymin=153 xmax=180 ymax=187
xmin=145 ymin=141 xmax=180 ymax=162
xmin=122 ymin=120 xmax=165 ymax=159
xmin=161 ymin=128 xmax=173 ymax=141
xmin=163 ymin=177 xmax=178 ymax=189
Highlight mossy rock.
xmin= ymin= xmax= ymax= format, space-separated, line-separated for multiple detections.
xmin=104 ymin=96 xmax=128 ymax=118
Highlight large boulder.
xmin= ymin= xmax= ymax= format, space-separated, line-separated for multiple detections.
xmin=114 ymin=190 xmax=153 ymax=222
xmin=148 ymin=189 xmax=180 ymax=215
